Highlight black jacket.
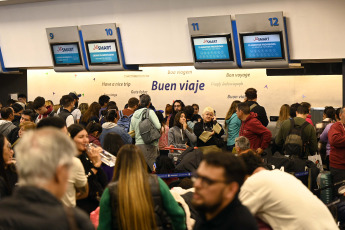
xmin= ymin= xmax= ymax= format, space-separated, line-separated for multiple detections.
xmin=0 ymin=165 xmax=17 ymax=200
xmin=58 ymin=108 xmax=72 ymax=125
xmin=12 ymin=115 xmax=21 ymax=127
xmin=246 ymin=101 xmax=269 ymax=127
xmin=7 ymin=127 xmax=20 ymax=145
xmin=77 ymin=152 xmax=108 ymax=214
xmin=193 ymin=197 xmax=258 ymax=230
xmin=0 ymin=186 xmax=94 ymax=230
xmin=194 ymin=121 xmax=225 ymax=147
xmin=175 ymin=147 xmax=203 ymax=173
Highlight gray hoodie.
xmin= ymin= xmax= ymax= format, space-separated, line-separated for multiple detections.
xmin=0 ymin=120 xmax=16 ymax=137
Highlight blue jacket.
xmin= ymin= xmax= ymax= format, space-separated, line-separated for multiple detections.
xmin=100 ymin=122 xmax=132 ymax=147
xmin=225 ymin=113 xmax=241 ymax=146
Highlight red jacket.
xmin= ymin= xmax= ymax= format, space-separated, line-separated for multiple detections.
xmin=328 ymin=122 xmax=345 ymax=169
xmin=239 ymin=112 xmax=272 ymax=150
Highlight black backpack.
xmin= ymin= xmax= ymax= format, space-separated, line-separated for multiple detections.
xmin=283 ymin=119 xmax=310 ymax=158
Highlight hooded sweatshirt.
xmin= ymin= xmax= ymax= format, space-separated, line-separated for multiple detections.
xmin=239 ymin=112 xmax=271 ymax=150
xmin=129 ymin=108 xmax=161 ymax=146
xmin=225 ymin=113 xmax=242 ymax=146
xmin=328 ymin=122 xmax=345 ymax=170
xmin=0 ymin=120 xmax=16 ymax=137
xmin=99 ymin=122 xmax=132 ymax=146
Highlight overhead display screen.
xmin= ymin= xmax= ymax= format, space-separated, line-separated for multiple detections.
xmin=51 ymin=43 xmax=82 ymax=65
xmin=192 ymin=35 xmax=233 ymax=62
xmin=86 ymin=40 xmax=119 ymax=65
xmin=240 ymin=32 xmax=285 ymax=60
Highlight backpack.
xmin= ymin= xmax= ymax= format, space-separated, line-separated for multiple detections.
xmin=139 ymin=109 xmax=161 ymax=144
xmin=117 ymin=110 xmax=133 ymax=133
xmin=283 ymin=118 xmax=310 ymax=158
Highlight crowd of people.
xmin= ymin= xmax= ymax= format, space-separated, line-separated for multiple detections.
xmin=0 ymin=88 xmax=343 ymax=229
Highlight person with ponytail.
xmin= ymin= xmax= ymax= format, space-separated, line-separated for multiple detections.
xmin=98 ymin=145 xmax=186 ymax=230
xmin=0 ymin=134 xmax=17 ymax=199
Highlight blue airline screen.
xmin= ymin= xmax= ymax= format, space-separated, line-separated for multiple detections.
xmin=193 ymin=37 xmax=231 ymax=61
xmin=87 ymin=42 xmax=118 ymax=64
xmin=52 ymin=44 xmax=81 ymax=65
xmin=242 ymin=34 xmax=283 ymax=59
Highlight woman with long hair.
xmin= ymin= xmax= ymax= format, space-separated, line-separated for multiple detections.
xmin=168 ymin=111 xmax=197 ymax=149
xmin=80 ymin=102 xmax=101 ymax=127
xmin=98 ymin=145 xmax=186 ymax=230
xmin=68 ymin=124 xmax=107 ymax=214
xmin=273 ymin=104 xmax=290 ymax=138
xmin=0 ymin=134 xmax=17 ymax=199
xmin=224 ymin=100 xmax=241 ymax=151
xmin=79 ymin=103 xmax=89 ymax=117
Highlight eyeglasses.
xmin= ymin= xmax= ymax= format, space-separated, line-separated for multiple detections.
xmin=192 ymin=172 xmax=228 ymax=187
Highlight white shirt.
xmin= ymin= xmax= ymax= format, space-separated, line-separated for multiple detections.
xmin=66 ymin=115 xmax=74 ymax=127
xmin=72 ymin=109 xmax=81 ymax=123
xmin=61 ymin=157 xmax=87 ymax=207
xmin=239 ymin=169 xmax=338 ymax=230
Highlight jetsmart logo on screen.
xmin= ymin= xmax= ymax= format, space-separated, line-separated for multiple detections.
xmin=253 ymin=37 xmax=269 ymax=41
xmin=93 ymin=45 xmax=112 ymax=51
xmin=203 ymin=39 xmax=217 ymax=44
xmin=57 ymin=47 xmax=74 ymax=52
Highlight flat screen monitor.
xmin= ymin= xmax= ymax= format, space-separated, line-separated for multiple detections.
xmin=240 ymin=32 xmax=285 ymax=61
xmin=191 ymin=35 xmax=234 ymax=62
xmin=86 ymin=40 xmax=120 ymax=65
xmin=50 ymin=43 xmax=82 ymax=66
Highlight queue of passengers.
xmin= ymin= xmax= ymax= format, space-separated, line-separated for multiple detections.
xmin=0 ymin=88 xmax=343 ymax=230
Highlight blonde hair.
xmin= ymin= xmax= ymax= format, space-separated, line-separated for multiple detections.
xmin=278 ymin=104 xmax=290 ymax=122
xmin=19 ymin=121 xmax=36 ymax=131
xmin=112 ymin=145 xmax=157 ymax=230
xmin=45 ymin=100 xmax=53 ymax=107
xmin=202 ymin=106 xmax=214 ymax=116
xmin=53 ymin=104 xmax=61 ymax=113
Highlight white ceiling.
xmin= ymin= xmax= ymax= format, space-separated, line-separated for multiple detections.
xmin=0 ymin=0 xmax=54 ymax=6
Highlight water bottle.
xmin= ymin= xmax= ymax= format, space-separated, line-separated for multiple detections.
xmin=317 ymin=171 xmax=333 ymax=204
xmin=86 ymin=143 xmax=116 ymax=167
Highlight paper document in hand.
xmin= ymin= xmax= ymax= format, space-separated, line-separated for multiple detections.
xmin=199 ymin=131 xmax=212 ymax=143
xmin=213 ymin=123 xmax=222 ymax=134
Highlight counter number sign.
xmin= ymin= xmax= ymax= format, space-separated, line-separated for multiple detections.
xmin=268 ymin=17 xmax=279 ymax=26
xmin=192 ymin=23 xmax=199 ymax=31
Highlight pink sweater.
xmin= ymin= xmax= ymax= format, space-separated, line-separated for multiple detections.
xmin=158 ymin=125 xmax=169 ymax=150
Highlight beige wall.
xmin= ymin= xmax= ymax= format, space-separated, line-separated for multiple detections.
xmin=28 ymin=67 xmax=342 ymax=118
